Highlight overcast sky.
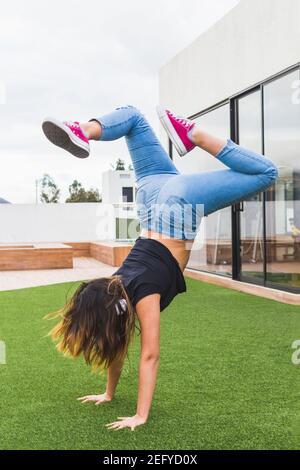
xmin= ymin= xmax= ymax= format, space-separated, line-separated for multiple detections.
xmin=0 ymin=0 xmax=239 ymax=203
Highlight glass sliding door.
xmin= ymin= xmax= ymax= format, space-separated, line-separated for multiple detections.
xmin=237 ymin=89 xmax=265 ymax=283
xmin=263 ymin=70 xmax=300 ymax=290
xmin=187 ymin=104 xmax=232 ymax=276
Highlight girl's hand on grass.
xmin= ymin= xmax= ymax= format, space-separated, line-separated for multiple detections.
xmin=77 ymin=393 xmax=112 ymax=405
xmin=106 ymin=414 xmax=146 ymax=431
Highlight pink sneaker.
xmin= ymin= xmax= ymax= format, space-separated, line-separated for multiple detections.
xmin=42 ymin=118 xmax=90 ymax=158
xmin=156 ymin=106 xmax=196 ymax=157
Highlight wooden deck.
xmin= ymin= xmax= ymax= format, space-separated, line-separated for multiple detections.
xmin=0 ymin=243 xmax=73 ymax=271
xmin=0 ymin=240 xmax=299 ymax=305
xmin=90 ymin=241 xmax=132 ymax=267
xmin=0 ymin=241 xmax=132 ymax=271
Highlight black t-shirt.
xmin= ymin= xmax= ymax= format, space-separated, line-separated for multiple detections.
xmin=113 ymin=237 xmax=186 ymax=312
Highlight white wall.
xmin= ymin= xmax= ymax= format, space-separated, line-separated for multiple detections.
xmin=0 ymin=203 xmax=117 ymax=243
xmin=160 ymin=0 xmax=300 ymax=118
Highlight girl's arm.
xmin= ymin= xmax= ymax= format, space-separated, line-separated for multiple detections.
xmin=78 ymin=356 xmax=124 ymax=405
xmin=136 ymin=294 xmax=161 ymax=420
xmin=106 ymin=356 xmax=124 ymax=399
xmin=106 ymin=293 xmax=161 ymax=431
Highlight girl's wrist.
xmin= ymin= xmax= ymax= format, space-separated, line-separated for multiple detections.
xmin=105 ymin=390 xmax=113 ymax=400
xmin=135 ymin=412 xmax=147 ymax=423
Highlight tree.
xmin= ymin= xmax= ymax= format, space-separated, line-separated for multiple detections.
xmin=111 ymin=158 xmax=134 ymax=171
xmin=40 ymin=174 xmax=60 ymax=203
xmin=111 ymin=158 xmax=126 ymax=171
xmin=65 ymin=180 xmax=102 ymax=203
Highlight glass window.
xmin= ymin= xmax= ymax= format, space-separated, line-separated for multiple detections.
xmin=184 ymin=67 xmax=300 ymax=293
xmin=238 ymin=90 xmax=265 ymax=282
xmin=264 ymin=70 xmax=300 ymax=290
xmin=122 ymin=186 xmax=133 ymax=203
xmin=238 ymin=90 xmax=262 ymax=153
xmin=187 ymin=104 xmax=232 ymax=277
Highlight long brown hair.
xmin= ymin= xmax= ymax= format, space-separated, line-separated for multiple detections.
xmin=46 ymin=276 xmax=136 ymax=370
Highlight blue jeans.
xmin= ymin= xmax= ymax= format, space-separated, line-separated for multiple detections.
xmin=93 ymin=105 xmax=278 ymax=240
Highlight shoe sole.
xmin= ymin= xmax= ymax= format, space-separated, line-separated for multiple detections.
xmin=156 ymin=106 xmax=187 ymax=157
xmin=42 ymin=117 xmax=90 ymax=159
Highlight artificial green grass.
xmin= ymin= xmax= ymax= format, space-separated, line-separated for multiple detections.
xmin=0 ymin=278 xmax=300 ymax=450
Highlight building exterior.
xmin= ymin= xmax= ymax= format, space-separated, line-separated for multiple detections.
xmin=159 ymin=0 xmax=300 ymax=294
xmin=102 ymin=169 xmax=136 ymax=205
xmin=102 ymin=170 xmax=138 ymax=240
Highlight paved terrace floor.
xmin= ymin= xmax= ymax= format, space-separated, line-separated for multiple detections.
xmin=0 ymin=257 xmax=116 ymax=292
